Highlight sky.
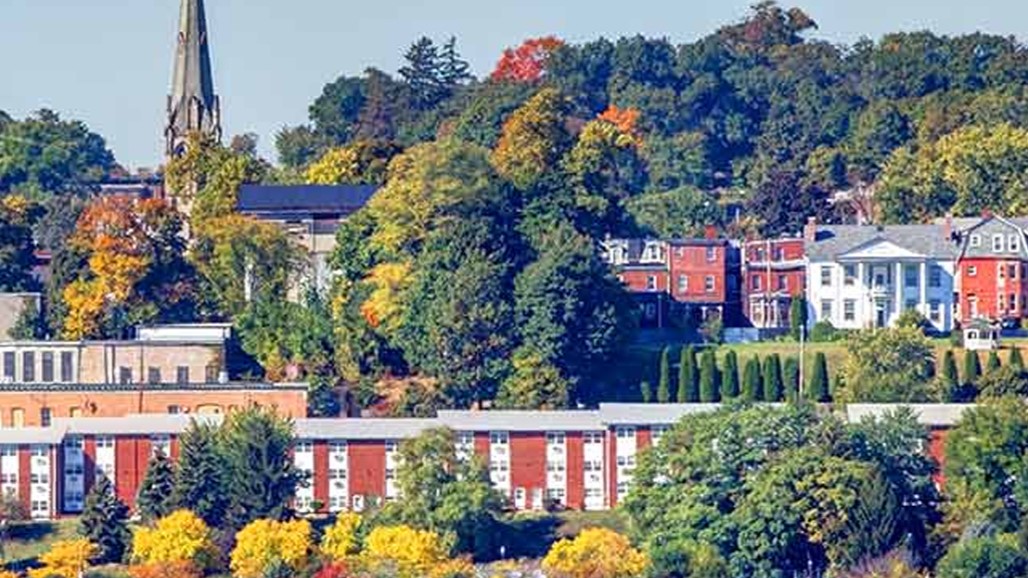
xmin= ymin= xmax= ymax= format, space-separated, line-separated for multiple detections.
xmin=3 ymin=0 xmax=1028 ymax=170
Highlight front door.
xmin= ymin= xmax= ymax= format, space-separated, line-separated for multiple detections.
xmin=876 ymin=305 xmax=887 ymax=328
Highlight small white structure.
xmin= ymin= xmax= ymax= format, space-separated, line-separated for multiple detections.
xmin=963 ymin=320 xmax=1000 ymax=351
xmin=134 ymin=323 xmax=232 ymax=344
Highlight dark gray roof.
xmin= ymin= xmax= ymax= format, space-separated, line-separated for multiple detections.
xmin=437 ymin=410 xmax=603 ymax=432
xmin=805 ymin=225 xmax=959 ymax=261
xmin=294 ymin=418 xmax=437 ymax=440
xmin=958 ymin=216 xmax=1028 ymax=259
xmin=237 ymin=185 xmax=377 ymax=215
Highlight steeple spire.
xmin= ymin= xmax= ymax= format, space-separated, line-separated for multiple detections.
xmin=165 ymin=0 xmax=221 ymax=157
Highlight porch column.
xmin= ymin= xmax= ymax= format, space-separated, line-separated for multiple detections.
xmin=894 ymin=261 xmax=903 ymax=324
xmin=858 ymin=262 xmax=867 ymax=324
xmin=919 ymin=261 xmax=928 ymax=316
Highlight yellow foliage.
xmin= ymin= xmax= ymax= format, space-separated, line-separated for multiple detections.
xmin=360 ymin=525 xmax=451 ymax=578
xmin=27 ymin=538 xmax=96 ymax=578
xmin=306 ymin=147 xmax=362 ymax=185
xmin=428 ymin=557 xmax=476 ymax=578
xmin=542 ymin=528 xmax=648 ymax=578
xmin=0 ymin=571 xmax=20 ymax=578
xmin=491 ymin=88 xmax=568 ymax=190
xmin=230 ymin=518 xmax=312 ymax=578
xmin=61 ymin=279 xmax=107 ymax=339
xmin=360 ymin=261 xmax=412 ymax=331
xmin=321 ymin=512 xmax=362 ymax=560
xmin=131 ymin=510 xmax=217 ymax=570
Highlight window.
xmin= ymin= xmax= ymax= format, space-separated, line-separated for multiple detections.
xmin=489 ymin=432 xmax=508 ymax=445
xmin=3 ymin=352 xmax=14 ymax=380
xmin=0 ymin=473 xmax=15 ymax=484
xmin=41 ymin=352 xmax=53 ymax=383
xmin=1000 ymin=265 xmax=1006 ymax=279
xmin=0 ymin=445 xmax=15 ymax=457
xmin=30 ymin=473 xmax=48 ymax=485
xmin=751 ymin=276 xmax=761 ymax=291
xmin=773 ymin=247 xmax=783 ymax=261
xmin=147 ymin=367 xmax=161 ymax=384
xmin=755 ymin=248 xmax=765 ymax=261
xmin=11 ymin=409 xmax=24 ymax=428
xmin=967 ymin=265 xmax=977 ymax=277
xmin=1011 ymin=235 xmax=1021 ymax=252
xmin=928 ymin=300 xmax=941 ymax=323
xmin=646 ymin=276 xmax=657 ymax=291
xmin=904 ymin=265 xmax=918 ymax=287
xmin=204 ymin=365 xmax=218 ymax=383
xmin=328 ymin=468 xmax=346 ymax=480
xmin=705 ymin=246 xmax=716 ymax=262
xmin=295 ymin=441 xmax=313 ymax=453
xmin=176 ymin=366 xmax=189 ymax=384
xmin=993 ymin=234 xmax=1005 ymax=252
xmin=616 ymin=426 xmax=636 ymax=439
xmin=60 ymin=352 xmax=73 ymax=382
xmin=22 ymin=351 xmax=34 ymax=382
xmin=1011 ymin=265 xmax=1018 ymax=280
xmin=843 ymin=265 xmax=856 ymax=286
xmin=677 ymin=274 xmax=688 ymax=293
xmin=167 ymin=405 xmax=181 ymax=414
xmin=905 ymin=299 xmax=917 ymax=311
xmin=118 ymin=366 xmax=132 ymax=385
xmin=843 ymin=299 xmax=855 ymax=322
xmin=820 ymin=299 xmax=833 ymax=320
xmin=820 ymin=266 xmax=832 ymax=287
xmin=95 ymin=436 xmax=114 ymax=449
xmin=970 ymin=234 xmax=981 ymax=247
xmin=704 ymin=276 xmax=715 ymax=293
xmin=930 ymin=266 xmax=942 ymax=287
xmin=546 ymin=432 xmax=565 ymax=445
xmin=584 ymin=432 xmax=603 ymax=444
xmin=777 ymin=275 xmax=788 ymax=291
xmin=40 ymin=408 xmax=51 ymax=427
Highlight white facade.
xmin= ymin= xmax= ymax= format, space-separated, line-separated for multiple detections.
xmin=95 ymin=435 xmax=116 ymax=486
xmin=544 ymin=432 xmax=567 ymax=506
xmin=327 ymin=440 xmax=348 ymax=512
xmin=1 ymin=444 xmax=18 ymax=500
xmin=583 ymin=431 xmax=605 ymax=511
xmin=806 ymin=240 xmax=956 ymax=331
xmin=29 ymin=445 xmax=50 ymax=518
xmin=488 ymin=431 xmax=510 ymax=497
xmin=384 ymin=440 xmax=400 ymax=501
xmin=614 ymin=426 xmax=637 ymax=502
xmin=293 ymin=439 xmax=315 ymax=512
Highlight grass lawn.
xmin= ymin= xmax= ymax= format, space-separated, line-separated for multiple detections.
xmin=2 ymin=517 xmax=79 ymax=570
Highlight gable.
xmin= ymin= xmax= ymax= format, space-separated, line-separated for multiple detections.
xmin=839 ymin=238 xmax=925 ymax=259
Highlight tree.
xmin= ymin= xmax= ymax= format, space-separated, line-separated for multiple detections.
xmin=379 ymin=428 xmax=503 ymax=558
xmin=809 ymin=352 xmax=830 ymax=402
xmin=783 ymin=356 xmax=799 ymax=401
xmin=790 ymin=297 xmax=807 ymax=342
xmin=219 ymin=408 xmax=302 ymax=527
xmin=491 ymin=88 xmax=570 ymax=190
xmin=398 ymin=37 xmax=446 ymax=111
xmin=699 ymin=349 xmax=720 ymax=402
xmin=1010 ymin=347 xmax=1025 ymax=372
xmin=721 ymin=350 xmax=740 ymax=400
xmin=936 ymin=535 xmax=1028 ymax=578
xmin=743 ymin=355 xmax=763 ymax=401
xmin=172 ymin=421 xmax=227 ymax=527
xmin=987 ymin=350 xmax=1002 ymax=373
xmin=27 ymin=539 xmax=97 ymax=578
xmin=0 ymin=196 xmax=43 ymax=293
xmin=136 ymin=450 xmax=176 ymax=522
xmin=838 ymin=327 xmax=935 ymax=402
xmin=625 ymin=187 xmax=722 ymax=239
xmin=541 ymin=528 xmax=648 ymax=578
xmin=130 ymin=510 xmax=217 ymax=571
xmin=963 ymin=349 xmax=982 ymax=386
xmin=657 ymin=347 xmax=672 ymax=403
xmin=942 ymin=350 xmax=960 ymax=393
xmin=230 ymin=519 xmax=312 ymax=578
xmin=305 ymin=140 xmax=401 ymax=186
xmin=490 ymin=37 xmax=565 ymax=82
xmin=321 ymin=512 xmax=363 ymax=561
xmin=438 ymin=36 xmax=473 ymax=88
xmin=80 ymin=475 xmax=130 ymax=564
xmin=640 ymin=380 xmax=654 ymax=403
xmin=978 ymin=366 xmax=1028 ymax=399
xmin=360 ymin=525 xmax=457 ymax=578
xmin=678 ymin=346 xmax=699 ymax=402
xmin=762 ymin=354 xmax=783 ymax=402
xmin=496 ymin=348 xmax=571 ymax=410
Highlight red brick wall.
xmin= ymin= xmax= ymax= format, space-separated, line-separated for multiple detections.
xmin=83 ymin=437 xmax=96 ymax=494
xmin=510 ymin=432 xmax=546 ymax=510
xmin=18 ymin=446 xmax=30 ymax=514
xmin=565 ymin=432 xmax=584 ymax=510
xmin=313 ymin=440 xmax=329 ymax=511
xmin=667 ymin=244 xmax=729 ymax=303
xmin=606 ymin=430 xmax=618 ymax=508
xmin=114 ymin=436 xmax=151 ymax=508
xmin=619 ymin=269 xmax=668 ymax=293
xmin=928 ymin=428 xmax=949 ymax=488
xmin=473 ymin=432 xmax=490 ymax=460
xmin=958 ymin=258 xmax=1028 ymax=321
xmin=348 ymin=441 xmax=385 ymax=505
xmin=637 ymin=427 xmax=652 ymax=451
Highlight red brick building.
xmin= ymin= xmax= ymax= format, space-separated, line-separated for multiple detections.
xmin=953 ymin=216 xmax=1028 ymax=324
xmin=741 ymin=237 xmax=806 ymax=329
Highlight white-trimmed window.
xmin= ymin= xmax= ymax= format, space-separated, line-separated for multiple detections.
xmin=646 ymin=276 xmax=657 ymax=291
xmin=820 ymin=266 xmax=832 ymax=287
xmin=930 ymin=266 xmax=942 ymax=287
xmin=704 ymin=276 xmax=715 ymax=293
xmin=967 ymin=265 xmax=977 ymax=277
xmin=843 ymin=299 xmax=855 ymax=322
xmin=820 ymin=299 xmax=833 ymax=320
xmin=1011 ymin=235 xmax=1021 ymax=253
xmin=970 ymin=234 xmax=981 ymax=247
xmin=993 ymin=234 xmax=1005 ymax=252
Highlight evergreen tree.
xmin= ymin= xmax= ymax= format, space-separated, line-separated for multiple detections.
xmin=742 ymin=355 xmax=763 ymax=401
xmin=783 ymin=356 xmax=799 ymax=402
xmin=699 ymin=349 xmax=720 ymax=402
xmin=987 ymin=350 xmax=1002 ymax=373
xmin=963 ymin=349 xmax=981 ymax=386
xmin=809 ymin=351 xmax=830 ymax=402
xmin=658 ymin=347 xmax=672 ymax=402
xmin=789 ymin=296 xmax=807 ymax=341
xmin=437 ymin=36 xmax=472 ymax=88
xmin=136 ymin=450 xmax=175 ymax=522
xmin=398 ymin=36 xmax=445 ymax=110
xmin=763 ymin=354 xmax=784 ymax=402
xmin=1011 ymin=347 xmax=1025 ymax=372
xmin=721 ymin=350 xmax=740 ymax=399
xmin=942 ymin=350 xmax=959 ymax=388
xmin=80 ymin=475 xmax=129 ymax=564
xmin=678 ymin=346 xmax=699 ymax=402
xmin=640 ymin=380 xmax=653 ymax=403
xmin=173 ymin=420 xmax=228 ymax=527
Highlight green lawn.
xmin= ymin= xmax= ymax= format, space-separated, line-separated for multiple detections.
xmin=2 ymin=517 xmax=79 ymax=570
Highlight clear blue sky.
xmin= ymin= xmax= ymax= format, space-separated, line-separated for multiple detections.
xmin=2 ymin=0 xmax=1026 ymax=170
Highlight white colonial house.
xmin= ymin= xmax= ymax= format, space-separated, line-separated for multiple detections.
xmin=804 ymin=220 xmax=960 ymax=332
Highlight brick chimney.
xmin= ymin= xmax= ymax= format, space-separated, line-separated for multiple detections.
xmin=943 ymin=213 xmax=953 ymax=240
xmin=804 ymin=216 xmax=817 ymax=243
xmin=704 ymin=225 xmax=717 ymax=240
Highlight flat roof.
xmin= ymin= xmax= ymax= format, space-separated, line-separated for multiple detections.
xmin=437 ymin=410 xmax=603 ymax=432
xmin=0 ymin=427 xmax=66 ymax=445
xmin=0 ymin=382 xmax=308 ymax=392
xmin=294 ymin=418 xmax=438 ymax=440
xmin=598 ymin=403 xmax=723 ymax=425
xmin=54 ymin=414 xmax=223 ymax=435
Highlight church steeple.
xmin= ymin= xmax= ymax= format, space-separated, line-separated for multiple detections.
xmin=165 ymin=0 xmax=221 ymax=157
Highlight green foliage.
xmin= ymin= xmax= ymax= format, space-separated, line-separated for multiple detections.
xmin=809 ymin=352 xmax=830 ymax=402
xmin=810 ymin=320 xmax=839 ymax=342
xmin=640 ymin=380 xmax=653 ymax=403
xmin=495 ymin=347 xmax=570 ymax=410
xmin=936 ymin=535 xmax=1028 ymax=578
xmin=720 ymin=350 xmax=740 ymax=400
xmin=987 ymin=350 xmax=1002 ymax=373
xmin=172 ymin=421 xmax=228 ymax=527
xmin=789 ymin=296 xmax=807 ymax=341
xmin=742 ymin=355 xmax=763 ymax=401
xmin=625 ymin=187 xmax=722 ymax=238
xmin=963 ymin=349 xmax=982 ymax=386
xmin=942 ymin=350 xmax=960 ymax=390
xmin=136 ymin=451 xmax=176 ymax=523
xmin=1010 ymin=347 xmax=1025 ymax=371
xmin=678 ymin=346 xmax=699 ymax=402
xmin=699 ymin=349 xmax=719 ymax=402
xmin=838 ymin=327 xmax=935 ymax=402
xmin=782 ymin=356 xmax=799 ymax=401
xmin=657 ymin=347 xmax=671 ymax=402
xmin=79 ymin=475 xmax=129 ymax=564
xmin=761 ymin=354 xmax=783 ymax=402
xmin=700 ymin=316 xmax=724 ymax=345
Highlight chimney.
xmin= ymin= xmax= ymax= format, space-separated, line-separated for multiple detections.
xmin=944 ymin=213 xmax=953 ymax=241
xmin=704 ymin=225 xmax=717 ymax=240
xmin=804 ymin=216 xmax=817 ymax=243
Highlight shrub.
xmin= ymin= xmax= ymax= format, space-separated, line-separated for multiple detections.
xmin=936 ymin=535 xmax=1027 ymax=578
xmin=809 ymin=352 xmax=830 ymax=402
xmin=721 ymin=350 xmax=740 ymax=399
xmin=321 ymin=512 xmax=363 ymax=561
xmin=701 ymin=316 xmax=724 ymax=344
xmin=131 ymin=509 xmax=217 ymax=570
xmin=28 ymin=539 xmax=97 ymax=578
xmin=810 ymin=320 xmax=838 ymax=342
xmin=230 ymin=519 xmax=312 ymax=578
xmin=699 ymin=349 xmax=719 ymax=402
xmin=541 ymin=528 xmax=648 ymax=578
xmin=128 ymin=561 xmax=202 ymax=578
xmin=361 ymin=525 xmax=452 ymax=578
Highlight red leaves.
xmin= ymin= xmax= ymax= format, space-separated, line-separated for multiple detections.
xmin=490 ymin=36 xmax=565 ymax=82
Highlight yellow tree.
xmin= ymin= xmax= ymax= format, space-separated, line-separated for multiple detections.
xmin=491 ymin=88 xmax=570 ymax=190
xmin=230 ymin=519 xmax=312 ymax=578
xmin=321 ymin=512 xmax=362 ymax=561
xmin=305 ymin=140 xmax=401 ymax=185
xmin=131 ymin=509 xmax=217 ymax=570
xmin=542 ymin=528 xmax=648 ymax=578
xmin=360 ymin=525 xmax=453 ymax=578
xmin=28 ymin=539 xmax=96 ymax=578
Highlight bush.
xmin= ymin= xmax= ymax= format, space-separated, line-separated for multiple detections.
xmin=976 ymin=366 xmax=1028 ymax=399
xmin=936 ymin=535 xmax=1027 ymax=578
xmin=810 ymin=320 xmax=838 ymax=343
xmin=541 ymin=528 xmax=648 ymax=578
xmin=701 ymin=316 xmax=724 ymax=345
xmin=808 ymin=352 xmax=830 ymax=402
xmin=896 ymin=309 xmax=928 ymax=332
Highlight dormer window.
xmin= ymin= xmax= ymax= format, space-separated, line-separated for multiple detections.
xmin=970 ymin=234 xmax=981 ymax=247
xmin=993 ymin=234 xmax=1005 ymax=252
xmin=1010 ymin=235 xmax=1021 ymax=253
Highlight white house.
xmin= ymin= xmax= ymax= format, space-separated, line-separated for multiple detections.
xmin=804 ymin=219 xmax=960 ymax=332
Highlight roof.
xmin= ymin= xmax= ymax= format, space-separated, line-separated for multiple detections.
xmin=437 ymin=410 xmax=603 ymax=432
xmin=598 ymin=403 xmax=722 ymax=425
xmin=805 ymin=224 xmax=959 ymax=262
xmin=0 ymin=427 xmax=66 ymax=445
xmin=294 ymin=418 xmax=438 ymax=440
xmin=54 ymin=414 xmax=223 ymax=435
xmin=958 ymin=215 xmax=1028 ymax=260
xmin=845 ymin=404 xmax=974 ymax=427
xmin=0 ymin=382 xmax=307 ymax=393
xmin=237 ymin=185 xmax=377 ymax=215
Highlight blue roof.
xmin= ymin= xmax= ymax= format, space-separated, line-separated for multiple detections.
xmin=237 ymin=184 xmax=377 ymax=214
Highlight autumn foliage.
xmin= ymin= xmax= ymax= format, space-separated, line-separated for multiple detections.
xmin=598 ymin=105 xmax=641 ymax=142
xmin=321 ymin=512 xmax=363 ymax=561
xmin=542 ymin=528 xmax=648 ymax=578
xmin=360 ymin=525 xmax=459 ymax=578
xmin=131 ymin=509 xmax=218 ymax=570
xmin=128 ymin=561 xmax=203 ymax=578
xmin=28 ymin=538 xmax=97 ymax=578
xmin=230 ymin=518 xmax=313 ymax=578
xmin=490 ymin=36 xmax=565 ymax=82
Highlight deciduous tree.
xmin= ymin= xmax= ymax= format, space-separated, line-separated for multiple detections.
xmin=490 ymin=88 xmax=570 ymax=190
xmin=490 ymin=37 xmax=565 ymax=82
xmin=131 ymin=510 xmax=217 ymax=570
xmin=230 ymin=519 xmax=312 ymax=578
xmin=542 ymin=528 xmax=648 ymax=578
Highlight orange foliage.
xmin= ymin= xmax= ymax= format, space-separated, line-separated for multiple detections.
xmin=598 ymin=105 xmax=641 ymax=141
xmin=490 ymin=36 xmax=565 ymax=82
xmin=128 ymin=561 xmax=202 ymax=578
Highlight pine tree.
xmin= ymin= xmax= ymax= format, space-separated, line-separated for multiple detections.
xmin=963 ymin=349 xmax=981 ymax=386
xmin=398 ymin=36 xmax=444 ymax=110
xmin=721 ymin=350 xmax=740 ymax=399
xmin=136 ymin=450 xmax=175 ymax=522
xmin=1011 ymin=347 xmax=1025 ymax=372
xmin=173 ymin=421 xmax=228 ymax=527
xmin=942 ymin=350 xmax=959 ymax=388
xmin=80 ymin=475 xmax=129 ymax=564
xmin=987 ymin=350 xmax=1001 ymax=373
xmin=783 ymin=356 xmax=799 ymax=402
xmin=640 ymin=380 xmax=653 ymax=403
xmin=678 ymin=346 xmax=699 ymax=402
xmin=790 ymin=296 xmax=806 ymax=341
xmin=658 ymin=347 xmax=672 ymax=402
xmin=763 ymin=354 xmax=784 ymax=402
xmin=437 ymin=36 xmax=472 ymax=88
xmin=699 ymin=349 xmax=720 ymax=402
xmin=809 ymin=352 xmax=830 ymax=402
xmin=742 ymin=355 xmax=762 ymax=401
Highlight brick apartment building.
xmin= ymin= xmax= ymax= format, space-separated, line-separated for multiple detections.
xmin=0 ymin=403 xmax=963 ymax=519
xmin=952 ymin=215 xmax=1028 ymax=324
xmin=741 ymin=237 xmax=806 ymax=329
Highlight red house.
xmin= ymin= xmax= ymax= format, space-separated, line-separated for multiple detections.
xmin=741 ymin=237 xmax=806 ymax=329
xmin=954 ymin=215 xmax=1028 ymax=324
